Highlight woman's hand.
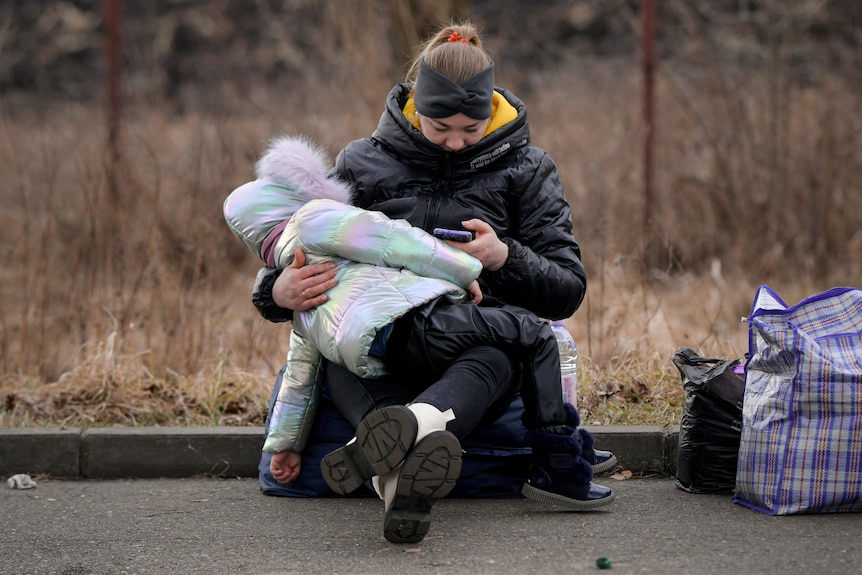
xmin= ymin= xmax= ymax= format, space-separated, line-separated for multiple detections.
xmin=270 ymin=450 xmax=302 ymax=484
xmin=272 ymin=248 xmax=338 ymax=310
xmin=458 ymin=219 xmax=509 ymax=271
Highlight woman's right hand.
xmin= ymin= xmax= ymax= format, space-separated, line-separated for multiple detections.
xmin=272 ymin=248 xmax=338 ymax=311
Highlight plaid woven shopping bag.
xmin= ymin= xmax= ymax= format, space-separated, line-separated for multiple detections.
xmin=733 ymin=285 xmax=862 ymax=515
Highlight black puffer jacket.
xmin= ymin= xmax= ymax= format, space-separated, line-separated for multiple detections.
xmin=334 ymin=83 xmax=586 ymax=320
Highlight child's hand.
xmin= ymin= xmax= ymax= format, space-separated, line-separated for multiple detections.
xmin=466 ymin=280 xmax=483 ymax=304
xmin=270 ymin=450 xmax=302 ymax=484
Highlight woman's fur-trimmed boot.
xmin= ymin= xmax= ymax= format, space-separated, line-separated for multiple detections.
xmin=563 ymin=403 xmax=618 ymax=475
xmin=522 ymin=423 xmax=615 ymax=510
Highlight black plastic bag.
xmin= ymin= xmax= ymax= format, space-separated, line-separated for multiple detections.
xmin=671 ymin=347 xmax=745 ymax=494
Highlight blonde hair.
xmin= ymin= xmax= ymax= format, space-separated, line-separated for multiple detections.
xmin=405 ymin=22 xmax=493 ymax=84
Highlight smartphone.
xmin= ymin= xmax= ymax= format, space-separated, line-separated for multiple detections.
xmin=433 ymin=228 xmax=475 ymax=243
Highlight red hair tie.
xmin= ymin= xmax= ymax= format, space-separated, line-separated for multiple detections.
xmin=448 ymin=32 xmax=469 ymax=45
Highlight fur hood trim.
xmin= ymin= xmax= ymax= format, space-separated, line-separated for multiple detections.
xmin=255 ymin=135 xmax=352 ymax=204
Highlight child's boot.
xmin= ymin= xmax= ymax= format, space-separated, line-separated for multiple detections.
xmin=321 ymin=405 xmax=417 ymax=494
xmin=320 ymin=402 xmax=456 ymax=496
xmin=381 ymin=430 xmax=462 ymax=544
xmin=365 ymin=403 xmax=461 ymax=543
xmin=406 ymin=402 xmax=455 ymax=442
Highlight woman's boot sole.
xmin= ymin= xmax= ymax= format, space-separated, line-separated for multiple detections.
xmin=521 ymin=482 xmax=617 ymax=511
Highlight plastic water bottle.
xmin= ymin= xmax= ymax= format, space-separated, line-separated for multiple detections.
xmin=551 ymin=320 xmax=579 ymax=408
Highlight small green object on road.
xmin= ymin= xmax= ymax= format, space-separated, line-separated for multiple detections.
xmin=596 ymin=556 xmax=612 ymax=569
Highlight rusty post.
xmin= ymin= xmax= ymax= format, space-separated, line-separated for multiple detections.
xmin=642 ymin=0 xmax=656 ymax=270
xmin=105 ymin=0 xmax=121 ymax=206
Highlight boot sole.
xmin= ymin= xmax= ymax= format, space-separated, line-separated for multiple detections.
xmin=320 ymin=406 xmax=417 ymax=495
xmin=592 ymin=453 xmax=618 ymax=475
xmin=521 ymin=482 xmax=617 ymax=511
xmin=383 ymin=431 xmax=462 ymax=544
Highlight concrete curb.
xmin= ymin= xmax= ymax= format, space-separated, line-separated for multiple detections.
xmin=0 ymin=425 xmax=680 ymax=479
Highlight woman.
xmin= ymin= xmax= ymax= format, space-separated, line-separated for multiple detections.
xmin=252 ymin=22 xmax=616 ymax=543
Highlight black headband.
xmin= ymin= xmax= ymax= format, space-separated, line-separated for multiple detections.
xmin=413 ymin=59 xmax=495 ymax=120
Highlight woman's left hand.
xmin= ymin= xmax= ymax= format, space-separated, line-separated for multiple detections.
xmin=457 ymin=219 xmax=509 ymax=271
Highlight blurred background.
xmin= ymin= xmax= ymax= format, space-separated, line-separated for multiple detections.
xmin=1 ymin=0 xmax=860 ymax=427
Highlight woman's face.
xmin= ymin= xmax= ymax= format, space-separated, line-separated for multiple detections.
xmin=419 ymin=113 xmax=490 ymax=152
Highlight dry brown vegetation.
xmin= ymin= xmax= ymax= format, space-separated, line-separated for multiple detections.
xmin=1 ymin=0 xmax=860 ymax=429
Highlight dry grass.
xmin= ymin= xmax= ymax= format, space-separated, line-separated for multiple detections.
xmin=1 ymin=3 xmax=860 ymax=429
xmin=1 ymin=332 xmax=270 ymax=428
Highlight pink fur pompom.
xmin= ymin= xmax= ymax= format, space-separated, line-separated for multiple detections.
xmin=255 ymin=135 xmax=352 ymax=204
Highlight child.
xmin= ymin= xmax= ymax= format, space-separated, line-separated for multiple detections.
xmin=224 ymin=135 xmax=614 ymax=543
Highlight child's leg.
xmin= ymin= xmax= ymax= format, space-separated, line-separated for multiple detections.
xmin=325 ymin=345 xmax=519 ymax=542
xmin=381 ymin=345 xmax=516 ymax=542
xmin=386 ymin=299 xmax=615 ymax=509
xmin=324 ymin=361 xmax=415 ymax=428
xmin=386 ymin=298 xmax=567 ymax=430
xmin=322 ymin=344 xmax=519 ymax=491
xmin=398 ymin=344 xmax=520 ymax=438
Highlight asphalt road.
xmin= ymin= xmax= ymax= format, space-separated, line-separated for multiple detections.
xmin=3 ymin=476 xmax=860 ymax=575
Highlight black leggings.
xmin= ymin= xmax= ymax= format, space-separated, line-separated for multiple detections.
xmin=326 ymin=298 xmax=568 ymax=437
xmin=326 ymin=344 xmax=517 ymax=438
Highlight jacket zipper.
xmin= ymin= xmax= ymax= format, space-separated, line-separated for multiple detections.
xmin=425 ymin=152 xmax=454 ymax=231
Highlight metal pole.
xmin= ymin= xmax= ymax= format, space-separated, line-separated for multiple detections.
xmin=105 ymin=0 xmax=121 ymax=206
xmin=642 ymin=0 xmax=656 ymax=268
